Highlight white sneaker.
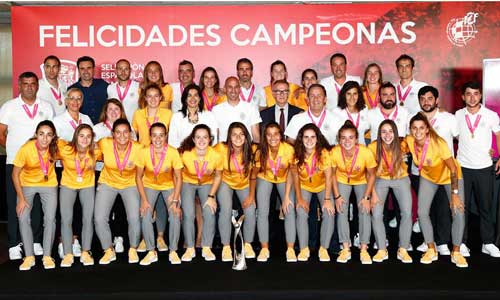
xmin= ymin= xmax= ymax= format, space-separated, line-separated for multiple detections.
xmin=412 ymin=221 xmax=421 ymax=233
xmin=437 ymin=244 xmax=451 ymax=256
xmin=416 ymin=242 xmax=428 ymax=252
xmin=9 ymin=243 xmax=23 ymax=260
xmin=349 ymin=203 xmax=354 ymax=221
xmin=482 ymin=243 xmax=500 ymax=258
xmin=389 ymin=217 xmax=398 ymax=228
xmin=372 ymin=239 xmax=389 ymax=250
xmin=33 ymin=243 xmax=44 ymax=256
xmin=353 ymin=233 xmax=360 ymax=249
xmin=58 ymin=242 xmax=64 ymax=259
xmin=407 ymin=244 xmax=413 ymax=252
xmin=72 ymin=240 xmax=82 ymax=257
xmin=460 ymin=243 xmax=470 ymax=257
xmin=113 ymin=236 xmax=124 ymax=253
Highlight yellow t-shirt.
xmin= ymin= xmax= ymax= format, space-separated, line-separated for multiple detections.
xmin=97 ymin=138 xmax=143 ymax=189
xmin=264 ymin=83 xmax=300 ymax=107
xmin=405 ymin=135 xmax=462 ymax=185
xmin=139 ymin=84 xmax=173 ymax=109
xmin=136 ymin=145 xmax=183 ymax=190
xmin=289 ymin=91 xmax=308 ymax=111
xmin=214 ymin=143 xmax=256 ymax=190
xmin=295 ymin=149 xmax=331 ymax=193
xmin=13 ymin=140 xmax=58 ymax=187
xmin=363 ymin=87 xmax=379 ymax=110
xmin=181 ymin=146 xmax=223 ymax=185
xmin=330 ymin=144 xmax=377 ymax=185
xmin=255 ymin=142 xmax=295 ymax=184
xmin=368 ymin=141 xmax=409 ymax=180
xmin=58 ymin=140 xmax=100 ymax=189
xmin=132 ymin=107 xmax=172 ymax=146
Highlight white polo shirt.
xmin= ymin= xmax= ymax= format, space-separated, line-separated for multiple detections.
xmin=168 ymin=110 xmax=219 ymax=148
xmin=319 ymin=74 xmax=362 ymax=111
xmin=0 ymin=96 xmax=54 ymax=164
xmin=394 ymin=79 xmax=428 ymax=115
xmin=456 ymin=105 xmax=500 ymax=169
xmin=285 ymin=109 xmax=344 ymax=145
xmin=366 ymin=106 xmax=410 ymax=142
xmin=170 ymin=82 xmax=184 ymax=114
xmin=332 ymin=107 xmax=370 ymax=145
xmin=93 ymin=122 xmax=112 ymax=142
xmin=38 ymin=77 xmax=67 ymax=116
xmin=107 ymin=80 xmax=140 ymax=123
xmin=240 ymin=83 xmax=266 ymax=109
xmin=53 ymin=110 xmax=94 ymax=142
xmin=212 ymin=100 xmax=262 ymax=142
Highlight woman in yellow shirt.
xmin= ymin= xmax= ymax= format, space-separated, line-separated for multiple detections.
xmin=58 ymin=124 xmax=99 ymax=267
xmin=368 ymin=119 xmax=413 ymax=264
xmin=407 ymin=112 xmax=467 ymax=268
xmin=199 ymin=66 xmax=226 ymax=111
xmin=139 ymin=60 xmax=173 ymax=109
xmin=94 ymin=118 xmax=143 ymax=265
xmin=136 ymin=122 xmax=183 ymax=265
xmin=287 ymin=123 xmax=334 ymax=262
xmin=14 ymin=120 xmax=59 ymax=271
xmin=250 ymin=122 xmax=296 ymax=262
xmin=291 ymin=69 xmax=317 ymax=111
xmin=263 ymin=60 xmax=300 ymax=107
xmin=331 ymin=120 xmax=377 ymax=264
xmin=178 ymin=124 xmax=223 ymax=262
xmin=362 ymin=63 xmax=383 ymax=110
xmin=215 ymin=122 xmax=256 ymax=262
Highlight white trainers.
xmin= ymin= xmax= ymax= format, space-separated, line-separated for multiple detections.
xmin=353 ymin=233 xmax=360 ymax=249
xmin=416 ymin=242 xmax=428 ymax=252
xmin=373 ymin=239 xmax=389 ymax=250
xmin=388 ymin=217 xmax=398 ymax=228
xmin=72 ymin=239 xmax=82 ymax=257
xmin=460 ymin=243 xmax=471 ymax=257
xmin=412 ymin=221 xmax=421 ymax=233
xmin=113 ymin=236 xmax=124 ymax=253
xmin=482 ymin=243 xmax=500 ymax=258
xmin=9 ymin=243 xmax=23 ymax=260
xmin=437 ymin=244 xmax=451 ymax=256
xmin=57 ymin=242 xmax=64 ymax=259
xmin=407 ymin=244 xmax=414 ymax=252
xmin=33 ymin=243 xmax=44 ymax=256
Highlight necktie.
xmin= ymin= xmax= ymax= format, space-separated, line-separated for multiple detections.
xmin=279 ymin=108 xmax=285 ymax=132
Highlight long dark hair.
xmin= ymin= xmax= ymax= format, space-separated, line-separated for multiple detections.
xmin=225 ymin=122 xmax=252 ymax=176
xmin=178 ymin=124 xmax=212 ymax=154
xmin=69 ymin=124 xmax=96 ymax=162
xmin=409 ymin=112 xmax=442 ymax=143
xmin=375 ymin=120 xmax=403 ymax=178
xmin=98 ymin=98 xmax=127 ymax=123
xmin=180 ymin=84 xmax=204 ymax=116
xmin=294 ymin=123 xmax=331 ymax=168
xmin=257 ymin=122 xmax=283 ymax=173
xmin=30 ymin=120 xmax=58 ymax=162
xmin=337 ymin=81 xmax=365 ymax=111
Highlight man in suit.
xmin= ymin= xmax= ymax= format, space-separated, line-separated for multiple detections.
xmin=260 ymin=79 xmax=303 ymax=135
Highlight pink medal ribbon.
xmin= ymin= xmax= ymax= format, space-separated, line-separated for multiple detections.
xmin=35 ymin=142 xmax=49 ymax=181
xmin=116 ymin=80 xmax=132 ymax=102
xmin=104 ymin=121 xmax=113 ymax=131
xmin=145 ymin=109 xmax=158 ymax=129
xmin=465 ymin=114 xmax=481 ymax=138
xmin=180 ymin=82 xmax=185 ymax=95
xmin=364 ymin=90 xmax=379 ymax=109
xmin=334 ymin=82 xmax=341 ymax=95
xmin=341 ymin=145 xmax=359 ymax=183
xmin=414 ymin=137 xmax=430 ymax=172
xmin=69 ymin=118 xmax=82 ymax=129
xmin=397 ymin=84 xmax=412 ymax=106
xmin=50 ymin=87 xmax=62 ymax=105
xmin=381 ymin=147 xmax=393 ymax=177
xmin=307 ymin=109 xmax=327 ymax=129
xmin=202 ymin=91 xmax=217 ymax=111
xmin=113 ymin=141 xmax=132 ymax=175
xmin=380 ymin=106 xmax=398 ymax=121
xmin=22 ymin=103 xmax=38 ymax=120
xmin=304 ymin=153 xmax=317 ymax=183
xmin=268 ymin=156 xmax=282 ymax=181
xmin=346 ymin=109 xmax=360 ymax=128
xmin=239 ymin=84 xmax=255 ymax=102
xmin=430 ymin=118 xmax=437 ymax=127
xmin=231 ymin=153 xmax=243 ymax=178
xmin=194 ymin=160 xmax=208 ymax=185
xmin=75 ymin=156 xmax=89 ymax=183
xmin=150 ymin=145 xmax=167 ymax=182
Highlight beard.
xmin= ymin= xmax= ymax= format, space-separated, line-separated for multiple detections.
xmin=380 ymin=100 xmax=396 ymax=109
xmin=421 ymin=104 xmax=437 ymax=113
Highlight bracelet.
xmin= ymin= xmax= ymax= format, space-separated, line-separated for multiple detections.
xmin=324 ymin=197 xmax=331 ymax=200
xmin=334 ymin=195 xmax=342 ymax=200
xmin=208 ymin=194 xmax=215 ymax=199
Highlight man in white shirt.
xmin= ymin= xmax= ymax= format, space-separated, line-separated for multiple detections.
xmin=107 ymin=59 xmax=139 ymax=123
xmin=455 ymin=81 xmax=500 ymax=258
xmin=0 ymin=72 xmax=54 ymax=260
xmin=319 ymin=53 xmax=362 ymax=111
xmin=394 ymin=54 xmax=428 ymax=115
xmin=171 ymin=60 xmax=195 ymax=113
xmin=212 ymin=77 xmax=261 ymax=143
xmin=38 ymin=55 xmax=67 ymax=116
xmin=285 ymin=83 xmax=344 ymax=145
xmin=236 ymin=58 xmax=267 ymax=110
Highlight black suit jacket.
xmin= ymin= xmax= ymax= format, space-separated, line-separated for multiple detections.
xmin=260 ymin=104 xmax=303 ymax=132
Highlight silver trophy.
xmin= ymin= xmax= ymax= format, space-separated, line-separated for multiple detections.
xmin=231 ymin=215 xmax=246 ymax=271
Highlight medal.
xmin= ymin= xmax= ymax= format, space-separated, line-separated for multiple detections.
xmin=116 ymin=80 xmax=132 ymax=102
xmin=113 ymin=141 xmax=132 ymax=176
xmin=22 ymin=103 xmax=39 ymax=120
xmin=35 ymin=142 xmax=50 ymax=182
xmin=381 ymin=147 xmax=393 ymax=177
xmin=44 ymin=175 xmax=48 ymax=181
xmin=465 ymin=114 xmax=481 ymax=139
xmin=239 ymin=84 xmax=255 ymax=103
xmin=50 ymin=86 xmax=62 ymax=106
xmin=150 ymin=144 xmax=167 ymax=183
xmin=76 ymin=176 xmax=83 ymax=183
xmin=307 ymin=108 xmax=327 ymax=129
xmin=341 ymin=145 xmax=359 ymax=184
xmin=194 ymin=159 xmax=208 ymax=185
xmin=231 ymin=152 xmax=244 ymax=179
xmin=414 ymin=137 xmax=430 ymax=173
xmin=397 ymin=84 xmax=412 ymax=107
xmin=304 ymin=153 xmax=317 ymax=183
xmin=154 ymin=176 xmax=158 ymax=183
xmin=70 ymin=118 xmax=82 ymax=130
xmin=268 ymin=155 xmax=281 ymax=181
xmin=75 ymin=155 xmax=89 ymax=184
xmin=364 ymin=89 xmax=379 ymax=109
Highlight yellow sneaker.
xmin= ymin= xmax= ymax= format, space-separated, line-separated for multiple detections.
xmin=157 ymin=236 xmax=168 ymax=252
xmin=257 ymin=248 xmax=270 ymax=262
xmin=451 ymin=251 xmax=468 ymax=268
xmin=42 ymin=256 xmax=56 ymax=269
xmin=244 ymin=243 xmax=256 ymax=259
xmin=169 ymin=251 xmax=181 ymax=265
xmin=99 ymin=248 xmax=116 ymax=265
xmin=137 ymin=239 xmax=147 ymax=253
xmin=181 ymin=247 xmax=196 ymax=262
xmin=397 ymin=248 xmax=413 ymax=264
xmin=19 ymin=256 xmax=35 ymax=271
xmin=420 ymin=248 xmax=438 ymax=264
xmin=297 ymin=247 xmax=310 ymax=262
xmin=286 ymin=247 xmax=297 ymax=263
xmin=336 ymin=248 xmax=351 ymax=263
xmin=140 ymin=250 xmax=158 ymax=266
xmin=318 ymin=247 xmax=330 ymax=262
xmin=80 ymin=251 xmax=94 ymax=266
xmin=128 ymin=248 xmax=139 ymax=264
xmin=202 ymin=247 xmax=216 ymax=261
xmin=373 ymin=249 xmax=388 ymax=263
xmin=360 ymin=250 xmax=372 ymax=265
xmin=60 ymin=254 xmax=74 ymax=268
xmin=222 ymin=246 xmax=233 ymax=262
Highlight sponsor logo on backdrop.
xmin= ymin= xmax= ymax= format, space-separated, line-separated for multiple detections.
xmin=39 ymin=59 xmax=78 ymax=86
xmin=446 ymin=12 xmax=479 ymax=47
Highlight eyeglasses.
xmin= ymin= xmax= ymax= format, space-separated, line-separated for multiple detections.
xmin=273 ymin=90 xmax=289 ymax=95
xmin=67 ymin=96 xmax=83 ymax=102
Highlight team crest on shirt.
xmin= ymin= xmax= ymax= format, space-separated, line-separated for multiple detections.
xmin=354 ymin=166 xmax=361 ymax=172
xmin=127 ymin=161 xmax=135 ymax=168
